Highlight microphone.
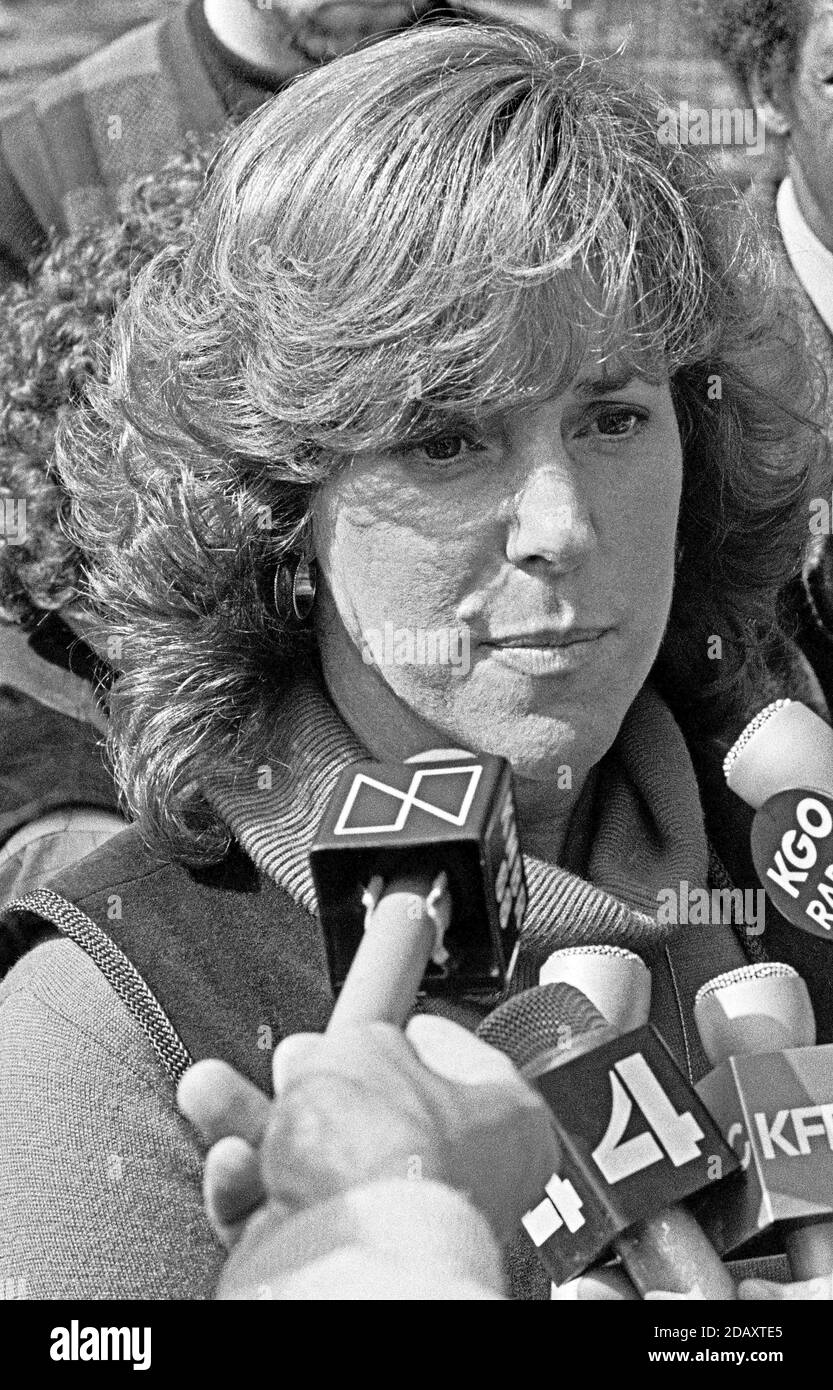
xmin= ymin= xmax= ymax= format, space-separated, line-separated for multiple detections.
xmin=723 ymin=699 xmax=833 ymax=940
xmin=310 ymin=748 xmax=527 ymax=1029
xmin=477 ymin=982 xmax=739 ymax=1296
xmin=539 ymin=945 xmax=652 ymax=1032
xmin=693 ymin=962 xmax=833 ymax=1280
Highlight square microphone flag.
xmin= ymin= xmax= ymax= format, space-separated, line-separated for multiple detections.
xmin=309 ymin=753 xmax=526 ymax=997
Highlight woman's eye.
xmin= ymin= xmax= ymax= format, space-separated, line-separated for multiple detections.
xmin=423 ymin=433 xmax=466 ymax=460
xmin=586 ymin=407 xmax=647 ymax=440
xmin=406 ymin=432 xmax=486 ymax=464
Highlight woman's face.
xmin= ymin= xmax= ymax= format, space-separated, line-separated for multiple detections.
xmin=785 ymin=1 xmax=833 ymax=249
xmin=313 ymin=357 xmax=683 ymax=798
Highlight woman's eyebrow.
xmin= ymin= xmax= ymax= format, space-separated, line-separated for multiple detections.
xmin=572 ymin=371 xmax=656 ymax=399
xmin=409 ymin=406 xmax=487 ymax=432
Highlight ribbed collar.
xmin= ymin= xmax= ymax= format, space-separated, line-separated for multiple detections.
xmin=202 ymin=670 xmax=710 ymax=972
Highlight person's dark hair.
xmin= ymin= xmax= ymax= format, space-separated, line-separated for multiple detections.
xmin=56 ymin=21 xmax=828 ymax=863
xmin=691 ymin=0 xmax=815 ymax=100
xmin=0 ymin=136 xmax=212 ymax=628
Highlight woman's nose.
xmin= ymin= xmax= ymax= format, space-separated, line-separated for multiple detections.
xmin=505 ymin=462 xmax=596 ymax=572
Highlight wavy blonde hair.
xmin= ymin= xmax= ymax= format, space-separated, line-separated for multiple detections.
xmin=58 ymin=21 xmax=827 ymax=862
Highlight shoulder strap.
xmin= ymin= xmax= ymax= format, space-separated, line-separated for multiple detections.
xmin=3 ymin=888 xmax=191 ymax=1084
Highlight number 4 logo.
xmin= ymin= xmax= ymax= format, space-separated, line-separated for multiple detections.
xmin=521 ymin=1172 xmax=586 ymax=1248
xmin=593 ymin=1053 xmax=705 ymax=1185
xmin=522 ymin=1173 xmax=586 ymax=1251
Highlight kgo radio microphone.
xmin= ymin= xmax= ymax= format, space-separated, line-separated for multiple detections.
xmin=539 ymin=945 xmax=652 ymax=1032
xmin=477 ymin=982 xmax=738 ymax=1296
xmin=693 ymin=962 xmax=833 ymax=1280
xmin=310 ymin=748 xmax=527 ymax=1029
xmin=723 ymin=699 xmax=833 ymax=940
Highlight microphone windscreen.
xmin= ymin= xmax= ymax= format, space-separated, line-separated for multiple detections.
xmin=694 ymin=962 xmax=815 ymax=1064
xmin=539 ymin=944 xmax=651 ymax=1031
xmin=723 ymin=700 xmax=833 ymax=809
xmin=476 ymin=981 xmax=609 ymax=1073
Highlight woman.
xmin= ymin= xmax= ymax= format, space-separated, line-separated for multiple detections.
xmin=0 ymin=22 xmax=828 ymax=1300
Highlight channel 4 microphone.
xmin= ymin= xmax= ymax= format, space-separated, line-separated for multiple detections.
xmin=692 ymin=962 xmax=833 ymax=1280
xmin=477 ymin=982 xmax=738 ymax=1296
xmin=539 ymin=945 xmax=652 ymax=1032
xmin=309 ymin=748 xmax=527 ymax=1029
xmin=724 ymin=698 xmax=833 ymax=940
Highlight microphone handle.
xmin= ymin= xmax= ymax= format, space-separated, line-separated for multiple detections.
xmin=784 ymin=1222 xmax=833 ymax=1282
xmin=327 ymin=873 xmax=442 ymax=1033
xmin=615 ymin=1205 xmax=737 ymax=1299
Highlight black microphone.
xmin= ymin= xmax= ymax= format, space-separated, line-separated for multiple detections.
xmin=692 ymin=962 xmax=833 ymax=1280
xmin=309 ymin=748 xmax=527 ymax=1028
xmin=724 ymin=699 xmax=833 ymax=941
xmin=477 ymin=982 xmax=739 ymax=1297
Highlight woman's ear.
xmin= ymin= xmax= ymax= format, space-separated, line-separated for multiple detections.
xmin=748 ymin=66 xmax=792 ymax=139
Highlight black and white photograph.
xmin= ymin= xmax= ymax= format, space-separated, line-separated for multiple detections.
xmin=0 ymin=0 xmax=832 ymax=1351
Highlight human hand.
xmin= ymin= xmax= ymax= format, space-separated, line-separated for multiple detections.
xmin=178 ymin=1014 xmax=561 ymax=1248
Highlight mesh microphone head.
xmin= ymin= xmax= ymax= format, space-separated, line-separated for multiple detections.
xmin=694 ymin=961 xmax=815 ymax=1061
xmin=546 ymin=945 xmax=639 ymax=961
xmin=539 ymin=943 xmax=652 ymax=1030
xmin=695 ymin=962 xmax=799 ymax=1005
xmin=476 ymin=982 xmax=609 ymax=1072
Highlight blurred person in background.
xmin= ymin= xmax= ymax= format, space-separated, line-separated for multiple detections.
xmin=0 ymin=0 xmax=564 ymax=286
xmin=0 ymin=25 xmax=828 ymax=1301
xmin=697 ymin=0 xmax=833 ymax=697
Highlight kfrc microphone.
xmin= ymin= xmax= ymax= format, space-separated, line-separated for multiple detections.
xmin=693 ymin=962 xmax=833 ymax=1280
xmin=310 ymin=748 xmax=527 ymax=1025
xmin=723 ymin=699 xmax=833 ymax=940
xmin=477 ymin=982 xmax=738 ymax=1296
xmin=539 ymin=945 xmax=652 ymax=1032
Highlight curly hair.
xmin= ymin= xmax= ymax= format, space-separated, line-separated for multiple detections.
xmin=0 ymin=134 xmax=212 ymax=627
xmin=56 ymin=20 xmax=828 ymax=864
xmin=691 ymin=0 xmax=815 ymax=98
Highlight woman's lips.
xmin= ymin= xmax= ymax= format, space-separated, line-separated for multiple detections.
xmin=481 ymin=629 xmax=612 ymax=676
